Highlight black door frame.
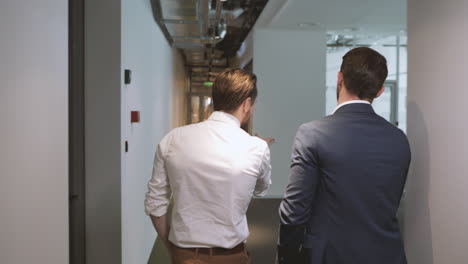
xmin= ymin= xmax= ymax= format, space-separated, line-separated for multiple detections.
xmin=69 ymin=0 xmax=86 ymax=263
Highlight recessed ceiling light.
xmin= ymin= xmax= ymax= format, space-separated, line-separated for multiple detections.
xmin=298 ymin=22 xmax=320 ymax=28
xmin=343 ymin=27 xmax=362 ymax=32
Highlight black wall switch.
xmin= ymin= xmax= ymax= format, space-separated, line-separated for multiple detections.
xmin=125 ymin=69 xmax=132 ymax=84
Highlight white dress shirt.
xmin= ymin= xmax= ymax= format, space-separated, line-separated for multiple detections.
xmin=331 ymin=100 xmax=371 ymax=115
xmin=145 ymin=111 xmax=272 ymax=248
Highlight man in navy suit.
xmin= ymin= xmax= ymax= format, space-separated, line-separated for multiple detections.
xmin=277 ymin=47 xmax=411 ymax=264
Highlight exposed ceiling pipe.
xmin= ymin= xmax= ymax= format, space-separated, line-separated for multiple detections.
xmin=151 ymin=0 xmax=228 ymax=48
xmin=198 ymin=0 xmax=210 ymax=42
xmin=209 ymin=0 xmax=227 ymax=73
xmin=207 ymin=0 xmax=227 ymax=45
xmin=152 ymin=0 xmax=267 ymax=79
xmin=215 ymin=0 xmax=224 ymax=23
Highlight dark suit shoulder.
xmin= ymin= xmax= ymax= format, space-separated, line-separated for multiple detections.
xmin=295 ymin=119 xmax=325 ymax=143
xmin=359 ymin=114 xmax=411 ymax=160
xmin=374 ymin=115 xmax=410 ymax=145
xmin=298 ymin=115 xmax=335 ymax=132
xmin=299 ymin=113 xmax=410 ymax=153
xmin=297 ymin=114 xmax=342 ymax=137
xmin=294 ymin=116 xmax=338 ymax=155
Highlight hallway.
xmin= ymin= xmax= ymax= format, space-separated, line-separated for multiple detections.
xmin=2 ymin=0 xmax=468 ymax=264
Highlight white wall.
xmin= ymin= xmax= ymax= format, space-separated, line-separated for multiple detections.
xmin=253 ymin=29 xmax=326 ymax=197
xmin=121 ymin=0 xmax=186 ymax=263
xmin=0 ymin=1 xmax=69 ymax=263
xmin=405 ymin=0 xmax=468 ymax=263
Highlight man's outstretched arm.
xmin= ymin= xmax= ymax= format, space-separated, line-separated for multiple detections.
xmin=253 ymin=144 xmax=272 ymax=197
xmin=277 ymin=125 xmax=320 ymax=264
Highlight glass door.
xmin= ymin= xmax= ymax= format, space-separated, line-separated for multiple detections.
xmin=189 ymin=94 xmax=214 ymax=124
xmin=373 ymin=81 xmax=398 ymax=125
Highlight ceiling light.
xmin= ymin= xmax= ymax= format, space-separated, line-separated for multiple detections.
xmin=298 ymin=22 xmax=319 ymax=28
xmin=343 ymin=27 xmax=362 ymax=32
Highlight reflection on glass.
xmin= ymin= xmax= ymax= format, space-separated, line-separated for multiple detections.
xmin=373 ymin=85 xmax=392 ymax=121
xmin=191 ymin=96 xmax=200 ymax=123
xmin=203 ymin=96 xmax=213 ymax=121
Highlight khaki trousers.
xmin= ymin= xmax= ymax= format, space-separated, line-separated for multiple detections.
xmin=170 ymin=244 xmax=252 ymax=264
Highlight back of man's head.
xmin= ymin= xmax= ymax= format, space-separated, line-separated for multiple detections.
xmin=340 ymin=47 xmax=388 ymax=100
xmin=212 ymin=68 xmax=257 ymax=113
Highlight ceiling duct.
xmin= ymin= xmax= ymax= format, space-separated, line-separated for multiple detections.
xmin=151 ymin=0 xmax=268 ymax=66
xmin=151 ymin=0 xmax=226 ymax=50
xmin=151 ymin=0 xmax=268 ymax=108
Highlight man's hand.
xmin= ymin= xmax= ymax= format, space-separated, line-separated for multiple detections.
xmin=262 ymin=137 xmax=276 ymax=146
xmin=150 ymin=214 xmax=171 ymax=250
xmin=255 ymin=133 xmax=276 ymax=146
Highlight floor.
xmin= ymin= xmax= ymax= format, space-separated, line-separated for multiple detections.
xmin=148 ymin=198 xmax=282 ymax=264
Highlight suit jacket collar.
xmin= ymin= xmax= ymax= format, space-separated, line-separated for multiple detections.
xmin=334 ymin=103 xmax=376 ymax=115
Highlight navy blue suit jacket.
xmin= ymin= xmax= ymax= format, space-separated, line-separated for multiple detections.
xmin=277 ymin=103 xmax=411 ymax=264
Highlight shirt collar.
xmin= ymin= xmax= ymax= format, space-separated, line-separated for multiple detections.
xmin=331 ymin=100 xmax=371 ymax=115
xmin=208 ymin=111 xmax=241 ymax=127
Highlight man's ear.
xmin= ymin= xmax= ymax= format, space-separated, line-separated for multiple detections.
xmin=243 ymin=97 xmax=252 ymax=113
xmin=375 ymin=86 xmax=385 ymax=98
xmin=337 ymin=72 xmax=344 ymax=86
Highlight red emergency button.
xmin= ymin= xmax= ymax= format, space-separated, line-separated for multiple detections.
xmin=131 ymin=111 xmax=140 ymax=123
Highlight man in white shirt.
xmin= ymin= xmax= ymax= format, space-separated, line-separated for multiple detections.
xmin=145 ymin=68 xmax=273 ymax=264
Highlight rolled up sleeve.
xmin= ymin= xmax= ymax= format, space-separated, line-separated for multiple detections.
xmin=254 ymin=145 xmax=272 ymax=197
xmin=144 ymin=134 xmax=172 ymax=217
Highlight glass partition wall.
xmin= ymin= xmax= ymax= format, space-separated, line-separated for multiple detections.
xmin=187 ymin=67 xmax=220 ymax=124
xmin=326 ymin=33 xmax=408 ymax=132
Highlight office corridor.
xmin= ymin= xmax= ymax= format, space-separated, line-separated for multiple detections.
xmin=3 ymin=0 xmax=468 ymax=263
xmin=149 ymin=199 xmax=282 ymax=263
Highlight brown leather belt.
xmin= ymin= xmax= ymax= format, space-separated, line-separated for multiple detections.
xmin=181 ymin=243 xmax=245 ymax=256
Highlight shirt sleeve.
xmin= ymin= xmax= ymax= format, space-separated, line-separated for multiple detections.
xmin=278 ymin=124 xmax=320 ymax=247
xmin=144 ymin=133 xmax=172 ymax=217
xmin=253 ymin=145 xmax=272 ymax=197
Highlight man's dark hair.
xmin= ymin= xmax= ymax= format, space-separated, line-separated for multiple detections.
xmin=212 ymin=68 xmax=258 ymax=113
xmin=340 ymin=47 xmax=388 ymax=100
